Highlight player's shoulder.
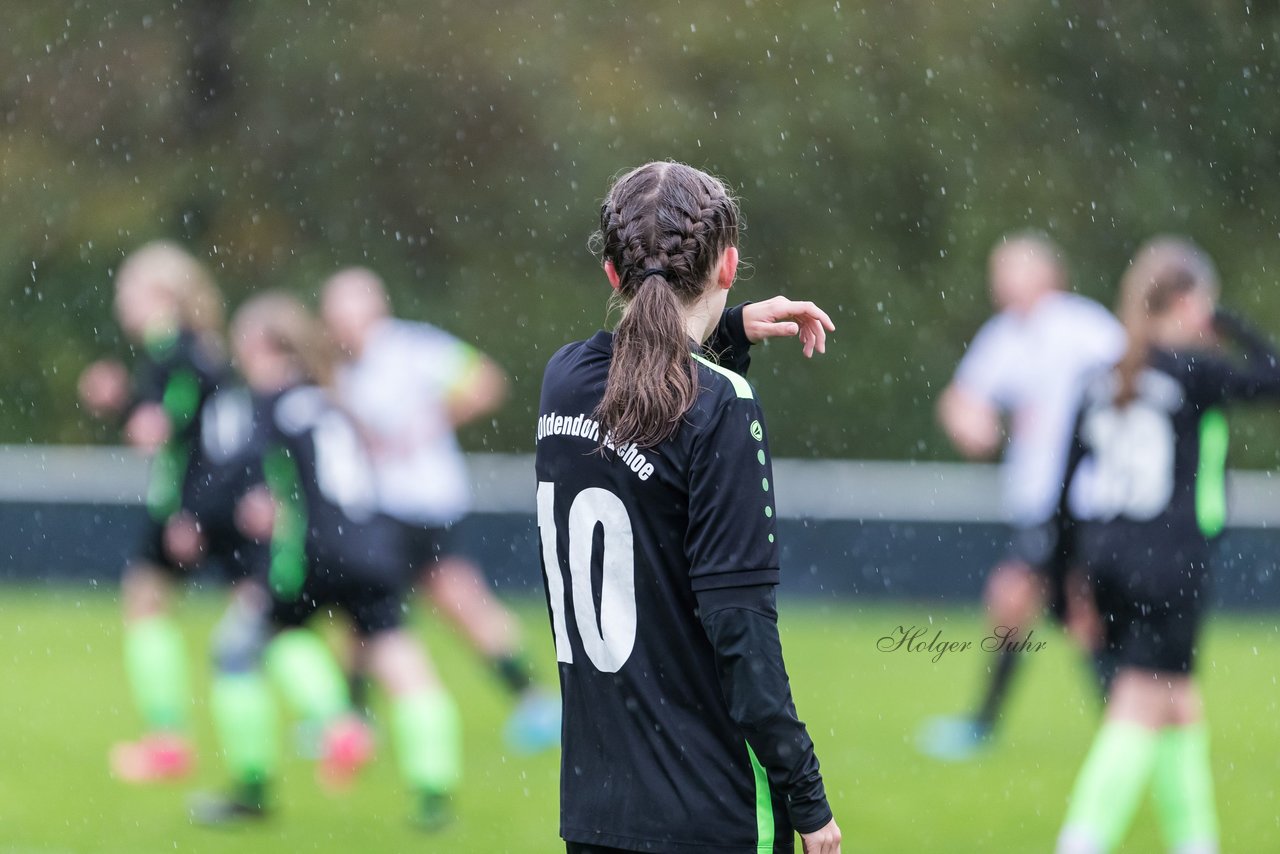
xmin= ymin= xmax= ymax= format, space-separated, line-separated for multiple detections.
xmin=1050 ymin=291 xmax=1120 ymax=329
xmin=382 ymin=317 xmax=455 ymax=350
xmin=692 ymin=352 xmax=754 ymax=402
xmin=684 ymin=353 xmax=759 ymax=436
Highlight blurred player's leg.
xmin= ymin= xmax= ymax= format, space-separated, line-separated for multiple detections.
xmin=918 ymin=559 xmax=1041 ymax=760
xmin=426 ymin=556 xmax=560 ymax=752
xmin=111 ymin=560 xmax=194 ymax=782
xmin=265 ymin=629 xmax=372 ymax=789
xmin=1152 ymin=682 xmax=1219 ymax=854
xmin=194 ymin=586 xmax=277 ymax=824
xmin=366 ymin=627 xmax=461 ymax=831
xmin=1056 ymin=670 xmax=1172 ymax=853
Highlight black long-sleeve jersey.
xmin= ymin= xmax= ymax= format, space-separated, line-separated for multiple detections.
xmin=1062 ymin=312 xmax=1280 ymax=537
xmin=245 ymin=385 xmax=404 ymax=602
xmin=129 ymin=329 xmax=226 ymax=521
xmin=535 ymin=305 xmax=830 ymax=854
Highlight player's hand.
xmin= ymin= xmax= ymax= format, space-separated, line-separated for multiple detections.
xmin=800 ymin=817 xmax=842 ymax=853
xmin=78 ymin=359 xmax=130 ymax=417
xmin=163 ymin=511 xmax=206 ymax=569
xmin=235 ymin=486 xmax=277 ymax=542
xmin=124 ymin=403 xmax=172 ymax=453
xmin=742 ymin=296 xmax=835 ymax=358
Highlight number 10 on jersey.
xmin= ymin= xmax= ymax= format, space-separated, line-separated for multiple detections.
xmin=536 ymin=482 xmax=638 ymax=673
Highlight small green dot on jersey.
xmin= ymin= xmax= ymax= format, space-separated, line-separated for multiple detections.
xmin=762 ymin=478 xmax=770 ymax=492
xmin=756 ymin=450 xmax=765 ymax=464
xmin=765 ymin=506 xmax=773 ymax=518
xmin=768 ymin=534 xmax=775 ymax=543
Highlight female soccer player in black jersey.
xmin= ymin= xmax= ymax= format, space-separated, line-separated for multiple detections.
xmin=1055 ymin=238 xmax=1280 ymax=854
xmin=78 ymin=242 xmax=229 ymax=782
xmin=191 ymin=293 xmax=460 ymax=829
xmin=535 ymin=161 xmax=840 ymax=854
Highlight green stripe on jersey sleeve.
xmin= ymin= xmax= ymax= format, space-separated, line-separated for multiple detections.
xmin=692 ymin=353 xmax=753 ymax=399
xmin=745 ymin=742 xmax=775 ymax=854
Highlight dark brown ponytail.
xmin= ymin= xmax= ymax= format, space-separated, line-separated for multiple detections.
xmin=592 ymin=162 xmax=740 ymax=448
xmin=1114 ymin=237 xmax=1219 ymax=404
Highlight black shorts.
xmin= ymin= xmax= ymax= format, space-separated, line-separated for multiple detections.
xmin=566 ymin=845 xmax=636 ymax=854
xmin=132 ymin=515 xmax=177 ymax=575
xmin=270 ymin=565 xmax=404 ymax=637
xmin=1077 ymin=522 xmax=1211 ymax=674
xmin=130 ymin=513 xmax=263 ymax=583
xmin=398 ymin=520 xmax=459 ymax=581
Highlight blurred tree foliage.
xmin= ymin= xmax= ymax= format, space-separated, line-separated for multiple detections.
xmin=3 ymin=0 xmax=1280 ymax=463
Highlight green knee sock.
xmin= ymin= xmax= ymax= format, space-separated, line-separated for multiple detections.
xmin=393 ymin=689 xmax=461 ymax=795
xmin=264 ymin=630 xmax=350 ymax=724
xmin=124 ymin=615 xmax=189 ymax=732
xmin=1061 ymin=721 xmax=1160 ymax=851
xmin=1153 ymin=723 xmax=1219 ymax=850
xmin=211 ymin=672 xmax=277 ymax=792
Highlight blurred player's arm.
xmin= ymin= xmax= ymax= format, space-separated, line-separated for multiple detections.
xmin=445 ymin=352 xmax=508 ymax=428
xmin=1206 ymin=308 xmax=1280 ymax=400
xmin=937 ymin=384 xmax=1002 ymax=460
xmin=697 ymin=584 xmax=836 ymax=838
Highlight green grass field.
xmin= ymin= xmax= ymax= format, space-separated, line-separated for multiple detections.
xmin=1 ymin=588 xmax=1277 ymax=853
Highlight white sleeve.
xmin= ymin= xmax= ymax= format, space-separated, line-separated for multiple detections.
xmin=410 ymin=324 xmax=481 ymax=396
xmin=952 ymin=319 xmax=1014 ymax=407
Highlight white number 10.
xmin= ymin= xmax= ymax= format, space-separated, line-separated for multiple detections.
xmin=536 ymin=482 xmax=637 ymax=673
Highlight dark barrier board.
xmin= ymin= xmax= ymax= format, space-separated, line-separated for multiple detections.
xmin=3 ymin=503 xmax=1277 ymax=609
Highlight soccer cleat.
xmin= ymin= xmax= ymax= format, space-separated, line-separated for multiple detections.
xmin=412 ymin=790 xmax=453 ymax=833
xmin=188 ymin=787 xmax=268 ymax=826
xmin=503 ymin=689 xmax=561 ymax=754
xmin=109 ymin=733 xmax=195 ymax=783
xmin=317 ymin=716 xmax=374 ymax=790
xmin=915 ymin=715 xmax=992 ymax=762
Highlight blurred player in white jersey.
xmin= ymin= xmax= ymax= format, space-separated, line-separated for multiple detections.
xmin=321 ymin=268 xmax=559 ymax=752
xmin=919 ymin=232 xmax=1124 ymax=760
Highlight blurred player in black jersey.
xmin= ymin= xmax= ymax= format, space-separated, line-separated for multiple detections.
xmin=191 ymin=294 xmax=460 ymax=830
xmin=77 ymin=242 xmax=229 ymax=782
xmin=1054 ymin=239 xmax=1280 ymax=854
xmin=536 ymin=161 xmax=840 ymax=854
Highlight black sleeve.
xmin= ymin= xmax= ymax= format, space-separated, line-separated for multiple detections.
xmin=703 ymin=302 xmax=753 ymax=375
xmin=1192 ymin=309 xmax=1280 ymax=403
xmin=696 ymin=584 xmax=833 ymax=835
xmin=686 ymin=394 xmax=780 ymax=591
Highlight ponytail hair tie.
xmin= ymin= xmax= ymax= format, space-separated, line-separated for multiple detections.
xmin=637 ymin=267 xmax=672 ymax=282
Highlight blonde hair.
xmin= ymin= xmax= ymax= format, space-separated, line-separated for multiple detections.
xmin=1115 ymin=236 xmax=1219 ymax=403
xmin=117 ymin=241 xmax=225 ymax=337
xmin=232 ymin=292 xmax=337 ymax=387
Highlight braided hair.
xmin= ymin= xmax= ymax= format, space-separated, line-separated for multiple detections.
xmin=591 ymin=161 xmax=740 ymax=448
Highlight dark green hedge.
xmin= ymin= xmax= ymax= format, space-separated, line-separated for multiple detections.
xmin=4 ymin=0 xmax=1279 ymax=463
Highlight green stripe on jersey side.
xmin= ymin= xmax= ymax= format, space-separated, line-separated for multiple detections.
xmin=745 ymin=742 xmax=774 ymax=854
xmin=692 ymin=353 xmax=753 ymax=399
xmin=1196 ymin=408 xmax=1229 ymax=538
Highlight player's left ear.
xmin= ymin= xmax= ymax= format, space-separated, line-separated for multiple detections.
xmin=604 ymin=259 xmax=622 ymax=290
xmin=716 ymin=247 xmax=739 ymax=290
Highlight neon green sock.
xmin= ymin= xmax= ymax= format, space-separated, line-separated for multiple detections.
xmin=211 ymin=673 xmax=277 ymax=787
xmin=393 ymin=689 xmax=461 ymax=795
xmin=1061 ymin=721 xmax=1159 ymax=851
xmin=123 ymin=615 xmax=189 ymax=731
xmin=264 ymin=630 xmax=351 ymax=723
xmin=1153 ymin=723 xmax=1219 ymax=850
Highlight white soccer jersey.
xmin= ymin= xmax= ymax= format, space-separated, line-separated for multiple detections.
xmin=953 ymin=291 xmax=1125 ymax=525
xmin=335 ymin=318 xmax=479 ymax=525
